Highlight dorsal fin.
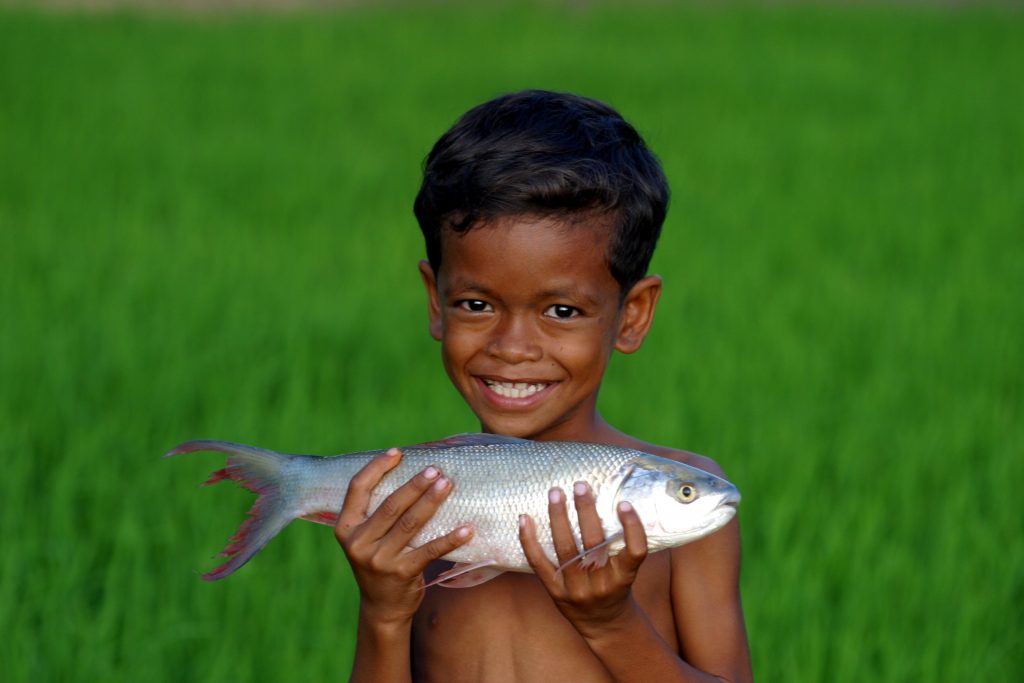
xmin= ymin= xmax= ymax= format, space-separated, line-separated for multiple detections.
xmin=405 ymin=432 xmax=531 ymax=450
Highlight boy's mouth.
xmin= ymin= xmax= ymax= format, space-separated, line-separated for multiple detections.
xmin=481 ymin=378 xmax=551 ymax=399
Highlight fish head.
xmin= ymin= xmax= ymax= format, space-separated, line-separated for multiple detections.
xmin=615 ymin=456 xmax=741 ymax=552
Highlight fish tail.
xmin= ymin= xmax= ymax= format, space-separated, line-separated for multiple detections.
xmin=165 ymin=440 xmax=299 ymax=581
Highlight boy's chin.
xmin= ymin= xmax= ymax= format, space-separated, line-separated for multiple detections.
xmin=477 ymin=418 xmax=538 ymax=440
xmin=476 ymin=412 xmax=569 ymax=441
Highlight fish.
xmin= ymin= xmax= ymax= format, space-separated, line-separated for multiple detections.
xmin=166 ymin=432 xmax=740 ymax=587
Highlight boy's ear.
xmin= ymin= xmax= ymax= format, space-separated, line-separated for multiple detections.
xmin=615 ymin=275 xmax=662 ymax=354
xmin=418 ymin=260 xmax=443 ymax=341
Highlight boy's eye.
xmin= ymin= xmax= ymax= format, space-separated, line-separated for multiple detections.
xmin=544 ymin=304 xmax=581 ymax=320
xmin=458 ymin=299 xmax=492 ymax=313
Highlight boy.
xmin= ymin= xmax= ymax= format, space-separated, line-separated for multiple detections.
xmin=333 ymin=90 xmax=752 ymax=682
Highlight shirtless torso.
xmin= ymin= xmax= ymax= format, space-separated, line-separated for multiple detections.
xmin=408 ymin=445 xmax=750 ymax=683
xmin=414 ymin=552 xmax=675 ymax=682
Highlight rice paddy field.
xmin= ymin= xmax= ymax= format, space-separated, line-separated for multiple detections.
xmin=1 ymin=2 xmax=1022 ymax=681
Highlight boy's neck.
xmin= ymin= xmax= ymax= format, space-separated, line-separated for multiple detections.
xmin=481 ymin=411 xmax=634 ymax=446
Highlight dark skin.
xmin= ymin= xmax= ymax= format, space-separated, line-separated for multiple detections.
xmin=335 ymin=215 xmax=752 ymax=682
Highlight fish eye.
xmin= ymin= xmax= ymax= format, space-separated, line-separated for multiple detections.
xmin=677 ymin=482 xmax=698 ymax=503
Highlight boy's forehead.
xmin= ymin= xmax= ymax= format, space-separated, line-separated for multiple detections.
xmin=437 ymin=214 xmax=619 ymax=295
xmin=441 ymin=213 xmax=612 ymax=257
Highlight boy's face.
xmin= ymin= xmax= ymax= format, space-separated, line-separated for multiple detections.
xmin=419 ymin=214 xmax=660 ymax=441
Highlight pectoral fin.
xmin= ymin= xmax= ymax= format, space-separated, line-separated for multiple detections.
xmin=423 ymin=560 xmax=504 ymax=589
xmin=555 ymin=532 xmax=625 ymax=576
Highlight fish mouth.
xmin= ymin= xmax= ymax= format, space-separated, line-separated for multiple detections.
xmin=716 ymin=483 xmax=741 ymax=510
xmin=699 ymin=502 xmax=738 ymax=534
xmin=694 ymin=493 xmax=741 ymax=534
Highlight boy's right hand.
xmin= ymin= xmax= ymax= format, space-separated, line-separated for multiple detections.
xmin=334 ymin=448 xmax=474 ymax=626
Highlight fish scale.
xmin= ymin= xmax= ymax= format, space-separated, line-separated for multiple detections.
xmin=167 ymin=433 xmax=740 ymax=585
xmin=299 ymin=441 xmax=632 ymax=568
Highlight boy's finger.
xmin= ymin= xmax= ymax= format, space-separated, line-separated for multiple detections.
xmin=613 ymin=501 xmax=648 ymax=574
xmin=404 ymin=524 xmax=475 ymax=572
xmin=517 ymin=514 xmax=558 ymax=584
xmin=335 ymin=448 xmax=402 ymax=538
xmin=357 ymin=465 xmax=445 ymax=543
xmin=572 ymin=481 xmax=605 ymax=551
xmin=547 ymin=487 xmax=580 ymax=566
xmin=378 ymin=476 xmax=453 ymax=555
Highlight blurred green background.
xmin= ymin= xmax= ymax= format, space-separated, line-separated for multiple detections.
xmin=1 ymin=2 xmax=1021 ymax=681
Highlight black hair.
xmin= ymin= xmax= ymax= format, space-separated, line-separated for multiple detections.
xmin=413 ymin=89 xmax=669 ymax=294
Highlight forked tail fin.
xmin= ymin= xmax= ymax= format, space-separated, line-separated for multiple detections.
xmin=165 ymin=440 xmax=299 ymax=581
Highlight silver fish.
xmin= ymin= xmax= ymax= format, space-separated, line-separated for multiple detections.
xmin=167 ymin=433 xmax=740 ymax=586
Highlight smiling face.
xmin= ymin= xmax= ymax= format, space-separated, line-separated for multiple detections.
xmin=419 ymin=214 xmax=661 ymax=441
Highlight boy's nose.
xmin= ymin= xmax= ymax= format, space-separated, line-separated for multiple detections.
xmin=485 ymin=317 xmax=543 ymax=363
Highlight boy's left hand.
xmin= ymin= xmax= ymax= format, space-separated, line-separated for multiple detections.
xmin=518 ymin=481 xmax=648 ymax=640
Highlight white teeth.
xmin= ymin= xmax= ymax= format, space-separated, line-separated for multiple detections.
xmin=483 ymin=380 xmax=549 ymax=399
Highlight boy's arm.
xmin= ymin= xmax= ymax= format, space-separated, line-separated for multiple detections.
xmin=334 ymin=449 xmax=474 ymax=683
xmin=582 ymin=518 xmax=751 ymax=683
xmin=520 ymin=481 xmax=752 ymax=683
xmin=668 ymin=516 xmax=752 ymax=682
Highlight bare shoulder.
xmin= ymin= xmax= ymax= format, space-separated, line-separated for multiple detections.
xmin=622 ymin=440 xmax=753 ymax=682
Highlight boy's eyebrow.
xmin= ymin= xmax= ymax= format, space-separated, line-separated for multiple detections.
xmin=448 ymin=279 xmax=600 ymax=306
xmin=536 ymin=286 xmax=601 ymax=306
xmin=446 ymin=279 xmax=499 ymax=298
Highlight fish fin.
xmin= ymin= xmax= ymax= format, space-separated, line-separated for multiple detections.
xmin=299 ymin=511 xmax=339 ymax=526
xmin=405 ymin=433 xmax=531 ymax=450
xmin=202 ymin=467 xmax=231 ymax=486
xmin=166 ymin=440 xmax=299 ymax=580
xmin=554 ymin=533 xmax=625 ymax=577
xmin=423 ymin=560 xmax=504 ymax=589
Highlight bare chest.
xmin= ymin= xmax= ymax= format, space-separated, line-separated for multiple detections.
xmin=411 ymin=552 xmax=676 ymax=683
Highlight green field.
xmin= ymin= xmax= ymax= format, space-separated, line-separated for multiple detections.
xmin=1 ymin=3 xmax=1022 ymax=681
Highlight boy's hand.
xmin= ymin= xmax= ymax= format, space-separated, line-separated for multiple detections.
xmin=334 ymin=448 xmax=474 ymax=627
xmin=518 ymin=481 xmax=648 ymax=640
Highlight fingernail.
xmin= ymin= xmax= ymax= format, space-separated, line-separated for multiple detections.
xmin=549 ymin=488 xmax=562 ymax=504
xmin=619 ymin=501 xmax=633 ymax=513
xmin=386 ymin=447 xmax=401 ymax=457
xmin=573 ymin=481 xmax=587 ymax=497
xmin=518 ymin=514 xmax=528 ymax=528
xmin=456 ymin=525 xmax=472 ymax=539
xmin=432 ymin=477 xmax=449 ymax=492
xmin=423 ymin=466 xmax=439 ymax=480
